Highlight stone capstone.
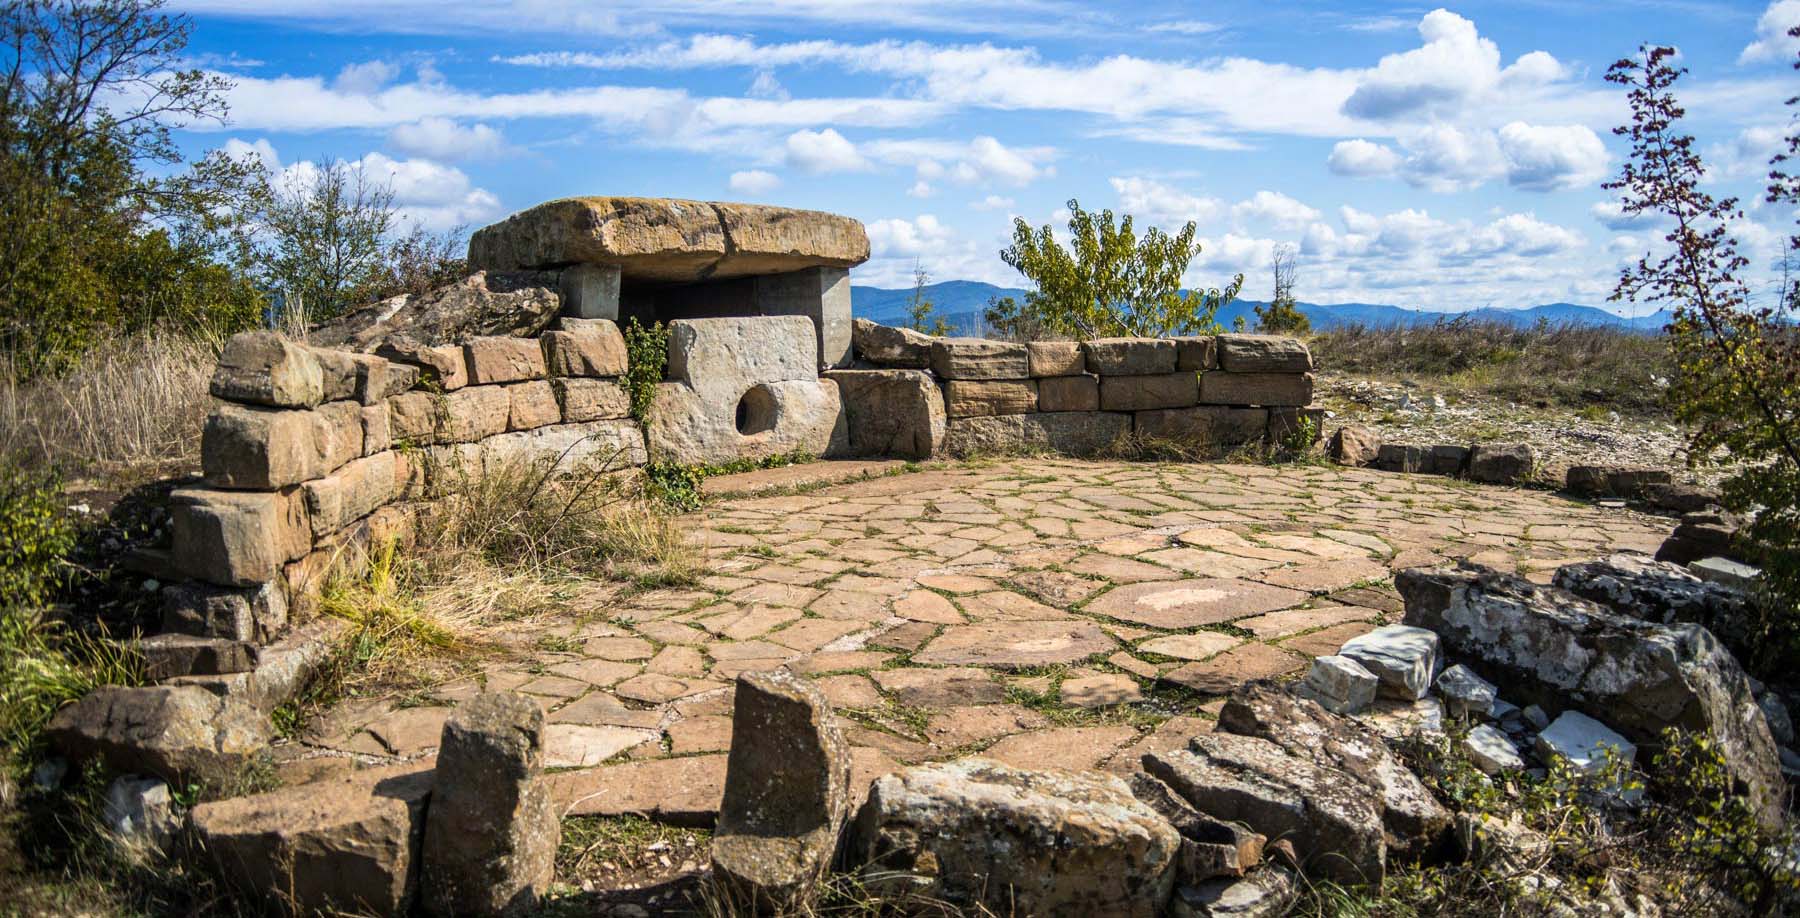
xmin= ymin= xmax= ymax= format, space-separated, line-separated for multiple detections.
xmin=854 ymin=758 xmax=1180 ymax=917
xmin=712 ymin=670 xmax=853 ymax=911
xmin=1397 ymin=564 xmax=1785 ymax=828
xmin=420 ymin=693 xmax=556 ymax=917
xmin=851 ymin=318 xmax=933 ymax=368
xmin=308 ymin=270 xmax=561 ymax=352
xmin=824 ymin=369 xmax=946 ymax=460
xmin=46 ymin=685 xmax=268 ymax=785
xmin=1336 ymin=625 xmax=1440 ymax=700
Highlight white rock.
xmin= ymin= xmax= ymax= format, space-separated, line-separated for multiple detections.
xmin=1465 ymin=725 xmax=1524 ymax=775
xmin=1338 ymin=625 xmax=1440 ymax=700
xmin=1363 ymin=697 xmax=1445 ymax=741
xmin=1434 ymin=664 xmax=1498 ymax=719
xmin=1534 ymin=711 xmax=1635 ymax=776
xmin=1296 ymin=655 xmax=1378 ymax=714
xmin=1691 ymin=556 xmax=1760 ymax=592
xmin=104 ymin=775 xmax=179 ymax=849
xmin=1489 ymin=698 xmax=1521 ymax=721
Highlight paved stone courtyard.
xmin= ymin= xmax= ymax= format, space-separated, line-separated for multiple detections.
xmin=283 ymin=458 xmax=1671 ymax=819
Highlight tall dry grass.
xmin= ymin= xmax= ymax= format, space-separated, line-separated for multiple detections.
xmin=0 ymin=330 xmax=218 ymax=480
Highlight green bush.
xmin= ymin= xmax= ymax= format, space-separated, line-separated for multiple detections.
xmin=622 ymin=317 xmax=670 ymax=427
xmin=0 ymin=460 xmax=75 ymax=610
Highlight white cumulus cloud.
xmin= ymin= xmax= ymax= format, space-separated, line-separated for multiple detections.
xmin=728 ymin=169 xmax=781 ymax=194
xmin=784 ymin=128 xmax=870 ymax=173
xmin=1496 ymin=122 xmax=1608 ymax=191
xmin=387 ymin=118 xmax=507 ymax=160
xmin=1328 ymin=139 xmax=1401 ymax=177
xmin=332 ymin=60 xmax=399 ymax=95
xmin=1742 ymin=1 xmax=1800 ymax=63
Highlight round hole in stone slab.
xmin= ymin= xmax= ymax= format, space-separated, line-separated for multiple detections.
xmin=736 ymin=384 xmax=778 ymax=436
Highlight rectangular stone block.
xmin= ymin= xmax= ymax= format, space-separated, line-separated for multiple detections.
xmin=376 ymin=342 xmax=468 ymax=391
xmin=162 ymin=581 xmax=288 ymax=644
xmin=307 ymin=348 xmax=364 ymax=403
xmin=1038 ymin=375 xmax=1099 ymax=412
xmin=387 ymin=391 xmax=439 ymax=445
xmin=464 ymin=336 xmax=547 ymax=384
xmin=930 ymin=338 xmax=1028 ymax=380
xmin=1084 ymin=338 xmax=1177 ymax=376
xmin=479 ymin=420 xmax=649 ymax=473
xmin=1175 ymin=336 xmax=1217 ymax=371
xmin=362 ymin=404 xmax=391 ymax=455
xmin=542 ymin=322 xmax=628 ymax=377
xmin=852 ymin=319 xmax=933 ymax=369
xmin=506 ymin=380 xmax=561 ymax=431
xmin=752 ymin=266 xmax=852 ymax=369
xmin=1429 ymin=444 xmax=1470 ymax=476
xmin=945 ymin=411 xmax=1130 ymax=457
xmin=366 ymin=362 xmax=419 ymax=403
xmin=1099 ymin=373 xmax=1198 ymax=411
xmin=667 ymin=316 xmax=818 ymax=400
xmin=1199 ymin=372 xmax=1313 ymax=407
xmin=553 ymin=378 xmax=631 ymax=423
xmin=1027 ymin=341 xmax=1084 ymax=377
xmin=1216 ymin=335 xmax=1312 ymax=373
xmin=1135 ymin=406 xmax=1269 ymax=449
xmin=171 ymin=487 xmax=312 ymax=586
xmin=945 ymin=379 xmax=1038 ymax=417
xmin=203 ymin=401 xmax=363 ymax=489
xmin=1376 ymin=444 xmax=1429 ymax=473
xmin=303 ymin=451 xmax=401 ymax=540
xmin=210 ymin=331 xmax=323 ymax=408
xmin=560 ymin=263 xmax=621 ymax=320
xmin=823 ymin=369 xmax=946 ymax=460
xmin=438 ymin=385 xmax=512 ymax=443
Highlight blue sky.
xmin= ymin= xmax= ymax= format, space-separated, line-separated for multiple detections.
xmin=165 ymin=1 xmax=1800 ymax=313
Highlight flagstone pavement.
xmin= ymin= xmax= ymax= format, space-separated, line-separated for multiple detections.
xmin=280 ymin=458 xmax=1672 ymax=820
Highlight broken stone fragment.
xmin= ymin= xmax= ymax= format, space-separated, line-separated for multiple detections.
xmin=1552 ymin=553 xmax=1753 ymax=654
xmin=711 ymin=669 xmax=852 ymax=912
xmin=852 ymin=318 xmax=934 ymax=368
xmin=46 ymin=685 xmax=268 ymax=786
xmin=1433 ymin=664 xmax=1497 ymax=720
xmin=1168 ymin=865 xmax=1298 ymax=918
xmin=824 ymin=369 xmax=946 ymax=460
xmin=1328 ymin=425 xmax=1381 ymax=466
xmin=1129 ymin=773 xmax=1265 ymax=884
xmin=1534 ymin=711 xmax=1635 ymax=776
xmin=307 ymin=270 xmax=561 ymax=352
xmin=136 ymin=633 xmax=258 ymax=681
xmin=103 ymin=775 xmax=179 ymax=851
xmin=1337 ymin=624 xmax=1440 ymax=700
xmin=1296 ymin=654 xmax=1378 ymax=714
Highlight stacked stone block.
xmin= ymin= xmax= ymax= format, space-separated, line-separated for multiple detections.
xmin=848 ymin=320 xmax=1320 ymax=457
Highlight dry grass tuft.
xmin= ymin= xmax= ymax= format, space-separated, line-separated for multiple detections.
xmin=0 ymin=329 xmax=218 ymax=481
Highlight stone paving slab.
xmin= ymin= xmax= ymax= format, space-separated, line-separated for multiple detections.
xmin=302 ymin=457 xmax=1673 ymax=807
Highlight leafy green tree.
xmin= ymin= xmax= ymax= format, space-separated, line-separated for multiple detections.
xmin=999 ymin=198 xmax=1240 ymax=339
xmin=904 ymin=262 xmax=951 ymax=336
xmin=1606 ymin=44 xmax=1800 ymax=663
xmin=1254 ymin=243 xmax=1310 ymax=334
xmin=260 ymin=158 xmax=399 ymax=324
xmin=0 ymin=0 xmax=265 ymax=376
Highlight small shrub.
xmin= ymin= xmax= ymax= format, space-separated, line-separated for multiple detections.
xmin=622 ymin=317 xmax=670 ymax=426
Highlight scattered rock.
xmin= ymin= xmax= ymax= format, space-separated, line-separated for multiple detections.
xmin=136 ymin=633 xmax=258 ymax=681
xmin=1534 ymin=711 xmax=1635 ymax=776
xmin=1643 ymin=482 xmax=1722 ymax=515
xmin=1465 ymin=443 xmax=1534 ymax=485
xmin=712 ymin=670 xmax=852 ymax=911
xmin=1565 ymin=465 xmax=1671 ymax=499
xmin=1337 ymin=625 xmax=1440 ymax=700
xmin=1690 ymin=556 xmax=1761 ymax=592
xmin=1464 ymin=725 xmax=1524 ymax=775
xmin=46 ymin=685 xmax=268 ymax=786
xmin=309 ymin=270 xmax=561 ymax=352
xmin=1433 ymin=665 xmax=1497 ymax=720
xmin=1128 ymin=773 xmax=1266 ymax=883
xmin=1295 ymin=655 xmax=1377 ymax=714
xmin=420 ymin=693 xmax=557 ymax=917
xmin=1375 ymin=444 xmax=1429 ymax=474
xmin=1168 ymin=866 xmax=1298 ymax=918
xmin=1655 ymin=509 xmax=1740 ymax=566
xmin=850 ymin=319 xmax=933 ymax=368
xmin=1522 ymin=705 xmax=1550 ymax=730
xmin=103 ymin=775 xmax=179 ymax=850
xmin=1553 ymin=553 xmax=1753 ymax=653
xmin=1455 ymin=813 xmax=1550 ymax=871
xmin=855 ymin=758 xmax=1180 ymax=916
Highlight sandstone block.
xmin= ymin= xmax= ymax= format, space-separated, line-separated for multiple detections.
xmin=558 ymin=263 xmax=620 ymax=320
xmin=1428 ymin=444 xmax=1469 ymax=476
xmin=387 ymin=391 xmax=439 ymax=444
xmin=944 ymin=411 xmax=1129 ymax=457
xmin=162 ymin=581 xmax=288 ymax=643
xmin=465 ymin=336 xmax=547 ymax=384
xmin=1135 ymin=406 xmax=1266 ymax=448
xmin=713 ymin=670 xmax=852 ymax=911
xmin=1199 ymin=372 xmax=1313 ymax=407
xmin=47 ymin=685 xmax=268 ymax=785
xmin=361 ymin=404 xmax=392 ymax=455
xmin=137 ymin=633 xmax=258 ymax=681
xmin=852 ymin=318 xmax=933 ymax=368
xmin=1084 ymin=337 xmax=1177 ymax=375
xmin=668 ymin=316 xmax=819 ymax=399
xmin=1174 ymin=336 xmax=1217 ymax=371
xmin=192 ymin=764 xmax=433 ymax=916
xmin=376 ymin=342 xmax=468 ymax=391
xmin=438 ymin=385 xmax=512 ymax=443
xmin=421 ymin=694 xmax=556 ymax=917
xmin=1101 ymin=373 xmax=1198 ymax=411
xmin=552 ymin=378 xmax=630 ymax=423
xmin=1216 ymin=335 xmax=1312 ymax=373
xmin=505 ymin=380 xmax=560 ymax=431
xmin=202 ymin=401 xmax=363 ymax=489
xmin=473 ymin=420 xmax=649 ymax=474
xmin=749 ymin=266 xmax=852 ymax=368
xmin=855 ymin=758 xmax=1179 ymax=916
xmin=1466 ymin=443 xmax=1534 ymax=485
xmin=210 ymin=331 xmax=324 ymax=408
xmin=1027 ymin=340 xmax=1084 ymax=376
xmin=930 ymin=338 xmax=1029 ymax=379
xmin=367 ymin=361 xmax=421 ymax=403
xmin=307 ymin=347 xmax=366 ymax=403
xmin=541 ymin=322 xmax=627 ymax=377
xmin=944 ymin=379 xmax=1037 ymax=417
xmin=171 ymin=486 xmax=311 ymax=585
xmin=303 ymin=451 xmax=400 ymax=539
xmin=648 ymin=378 xmax=843 ymax=466
xmin=825 ymin=369 xmax=946 ymax=460
xmin=1038 ymin=374 xmax=1099 ymax=411
xmin=1328 ymin=425 xmax=1381 ymax=466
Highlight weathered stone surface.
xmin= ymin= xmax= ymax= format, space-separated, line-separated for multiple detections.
xmin=1466 ymin=443 xmax=1534 ymax=485
xmin=713 ymin=670 xmax=852 ymax=911
xmin=930 ymin=338 xmax=1029 ymax=379
xmin=1216 ymin=335 xmax=1312 ymax=373
xmin=1028 ymin=340 xmax=1085 ymax=376
xmin=1397 ymin=564 xmax=1784 ymax=828
xmin=1552 ymin=553 xmax=1753 ymax=654
xmin=1375 ymin=444 xmax=1429 ymax=474
xmin=162 ymin=581 xmax=288 ymax=643
xmin=505 ymin=380 xmax=560 ymax=431
xmin=1427 ymin=444 xmax=1469 ymax=476
xmin=1465 ymin=724 xmax=1523 ymax=775
xmin=1693 ymin=556 xmax=1761 ymax=592
xmin=376 ymin=342 xmax=468 ymax=391
xmin=825 ymin=369 xmax=945 ymax=460
xmin=944 ymin=411 xmax=1130 ymax=457
xmin=1434 ymin=665 xmax=1497 ymax=720
xmin=1101 ymin=373 xmax=1199 ymax=411
xmin=1199 ymin=372 xmax=1313 ymax=408
xmin=1089 ymin=579 xmax=1309 ymax=630
xmin=137 ymin=633 xmax=258 ymax=681
xmin=1328 ymin=425 xmax=1381 ymax=466
xmin=1566 ymin=465 xmax=1672 ymax=498
xmin=558 ymin=263 xmax=620 ymax=319
xmin=462 ymin=420 xmax=648 ymax=473
xmin=648 ymin=377 xmax=843 ymax=465
xmin=1296 ymin=655 xmax=1378 ymax=714
xmin=467 ymin=197 xmax=868 ymax=281
xmin=1128 ymin=773 xmax=1265 ymax=883
xmin=437 ymin=385 xmax=515 ymax=443
xmin=944 ymin=379 xmax=1037 ymax=417
xmin=361 ymin=403 xmax=391 ymax=454
xmin=1038 ymin=374 xmax=1100 ymax=411
xmin=1535 ymin=711 xmax=1636 ymax=775
xmin=1169 ymin=866 xmax=1297 ymax=918
xmin=465 ymin=336 xmax=548 ymax=384
xmin=851 ymin=318 xmax=934 ymax=368
xmin=104 ymin=775 xmax=179 ymax=849
xmin=1145 ymin=733 xmax=1385 ymax=884
xmin=47 ymin=686 xmax=267 ymax=785
xmin=1338 ymin=625 xmax=1439 ymax=701
xmin=303 ymin=451 xmax=400 ymax=538
xmin=203 ymin=400 xmax=363 ymax=489
xmin=421 ymin=693 xmax=556 ymax=917
xmin=668 ymin=315 xmax=818 ymax=396
xmin=541 ymin=322 xmax=627 ymax=377
xmin=552 ymin=378 xmax=631 ymax=422
xmin=309 ymin=270 xmax=561 ymax=352
xmin=1135 ymin=406 xmax=1268 ymax=449
xmin=210 ymin=331 xmax=324 ymax=408
xmin=1646 ymin=483 xmax=1723 ymax=515
xmin=1218 ymin=684 xmax=1452 ymax=862
xmin=1084 ymin=338 xmax=1177 ymax=375
xmin=1655 ymin=509 xmax=1740 ymax=565
xmin=1175 ymin=336 xmax=1217 ymax=371
xmin=171 ymin=486 xmax=311 ymax=585
xmin=855 ymin=758 xmax=1180 ymax=916
xmin=915 ymin=621 xmax=1116 ymax=669
xmin=192 ymin=764 xmax=433 ymax=916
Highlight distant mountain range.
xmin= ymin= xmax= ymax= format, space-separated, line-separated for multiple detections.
xmin=851 ymin=281 xmax=1673 ymax=334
